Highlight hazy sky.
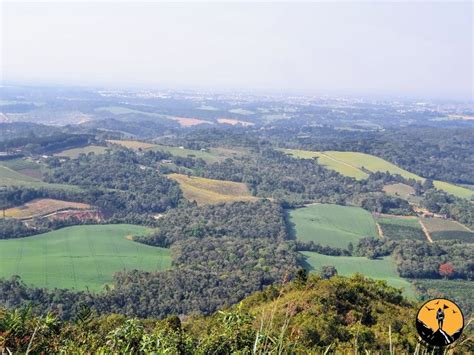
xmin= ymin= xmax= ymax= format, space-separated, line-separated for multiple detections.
xmin=2 ymin=1 xmax=473 ymax=99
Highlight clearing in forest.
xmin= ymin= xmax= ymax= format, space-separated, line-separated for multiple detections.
xmin=282 ymin=149 xmax=473 ymax=199
xmin=168 ymin=173 xmax=259 ymax=205
xmin=54 ymin=145 xmax=108 ymax=158
xmin=288 ymin=204 xmax=378 ymax=248
xmin=0 ymin=224 xmax=171 ymax=291
xmin=300 ymin=252 xmax=415 ymax=297
xmin=4 ymin=198 xmax=91 ymax=219
xmin=0 ymin=164 xmax=80 ymax=192
xmin=217 ymin=118 xmax=254 ymax=126
xmin=421 ymin=217 xmax=473 ymax=242
xmin=376 ymin=216 xmax=426 ymax=241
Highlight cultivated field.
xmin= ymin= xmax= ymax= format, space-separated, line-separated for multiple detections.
xmin=168 ymin=173 xmax=259 ymax=205
xmin=0 ymin=164 xmax=80 ymax=192
xmin=288 ymin=204 xmax=378 ymax=248
xmin=55 ymin=145 xmax=108 ymax=158
xmin=282 ymin=149 xmax=473 ymax=199
xmin=383 ymin=183 xmax=415 ymax=199
xmin=376 ymin=216 xmax=426 ymax=241
xmin=300 ymin=251 xmax=415 ymax=297
xmin=421 ymin=217 xmax=473 ymax=242
xmin=107 ymin=139 xmax=158 ymax=150
xmin=168 ymin=116 xmax=212 ymax=127
xmin=0 ymin=158 xmax=43 ymax=179
xmin=217 ymin=118 xmax=254 ymax=126
xmin=0 ymin=224 xmax=171 ymax=290
xmin=282 ymin=149 xmax=368 ymax=180
xmin=4 ymin=198 xmax=91 ymax=219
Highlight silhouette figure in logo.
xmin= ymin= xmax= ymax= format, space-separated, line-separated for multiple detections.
xmin=436 ymin=308 xmax=445 ymax=330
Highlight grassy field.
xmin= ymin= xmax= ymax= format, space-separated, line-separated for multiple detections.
xmin=288 ymin=204 xmax=378 ymax=248
xmin=421 ymin=217 xmax=473 ymax=242
xmin=282 ymin=149 xmax=473 ymax=199
xmin=376 ymin=216 xmax=426 ymax=241
xmin=301 ymin=252 xmax=415 ymax=297
xmin=0 ymin=164 xmax=80 ymax=192
xmin=95 ymin=106 xmax=161 ymax=117
xmin=4 ymin=198 xmax=91 ymax=219
xmin=107 ymin=139 xmax=158 ymax=150
xmin=106 ymin=139 xmax=247 ymax=163
xmin=0 ymin=224 xmax=171 ymax=291
xmin=55 ymin=145 xmax=108 ymax=158
xmin=281 ymin=149 xmax=368 ymax=180
xmin=0 ymin=158 xmax=43 ymax=179
xmin=168 ymin=173 xmax=259 ymax=205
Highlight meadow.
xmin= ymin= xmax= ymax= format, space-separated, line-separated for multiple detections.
xmin=108 ymin=139 xmax=246 ymax=163
xmin=288 ymin=204 xmax=378 ymax=248
xmin=300 ymin=251 xmax=415 ymax=297
xmin=55 ymin=145 xmax=108 ymax=158
xmin=421 ymin=217 xmax=473 ymax=242
xmin=376 ymin=216 xmax=427 ymax=241
xmin=167 ymin=173 xmax=259 ymax=205
xmin=282 ymin=149 xmax=473 ymax=199
xmin=4 ymin=198 xmax=91 ymax=219
xmin=0 ymin=224 xmax=171 ymax=291
xmin=0 ymin=164 xmax=80 ymax=192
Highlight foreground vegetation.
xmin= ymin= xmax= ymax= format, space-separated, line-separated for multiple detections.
xmin=5 ymin=275 xmax=470 ymax=353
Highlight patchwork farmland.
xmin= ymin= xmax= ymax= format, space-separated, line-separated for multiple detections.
xmin=55 ymin=145 xmax=108 ymax=158
xmin=282 ymin=149 xmax=474 ymax=199
xmin=167 ymin=173 xmax=259 ymax=205
xmin=0 ymin=224 xmax=171 ymax=291
xmin=421 ymin=217 xmax=473 ymax=242
xmin=288 ymin=204 xmax=378 ymax=248
xmin=4 ymin=198 xmax=91 ymax=219
xmin=376 ymin=215 xmax=427 ymax=241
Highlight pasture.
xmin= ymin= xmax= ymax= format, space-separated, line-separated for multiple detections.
xmin=0 ymin=164 xmax=80 ymax=192
xmin=0 ymin=224 xmax=171 ymax=291
xmin=168 ymin=173 xmax=259 ymax=205
xmin=217 ymin=118 xmax=254 ymax=126
xmin=421 ymin=217 xmax=473 ymax=242
xmin=55 ymin=145 xmax=108 ymax=158
xmin=107 ymin=139 xmax=158 ymax=150
xmin=376 ymin=216 xmax=426 ymax=241
xmin=282 ymin=149 xmax=473 ymax=199
xmin=300 ymin=252 xmax=415 ymax=297
xmin=4 ymin=198 xmax=91 ymax=219
xmin=383 ymin=183 xmax=416 ymax=199
xmin=288 ymin=204 xmax=378 ymax=248
xmin=0 ymin=158 xmax=43 ymax=179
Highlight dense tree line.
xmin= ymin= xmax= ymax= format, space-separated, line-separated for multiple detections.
xmin=43 ymin=150 xmax=182 ymax=219
xmin=191 ymin=148 xmax=387 ymax=206
xmin=421 ymin=189 xmax=474 ymax=228
xmin=0 ymin=132 xmax=95 ymax=155
xmin=137 ymin=200 xmax=287 ymax=247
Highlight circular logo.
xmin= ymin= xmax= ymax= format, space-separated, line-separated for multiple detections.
xmin=416 ymin=298 xmax=464 ymax=347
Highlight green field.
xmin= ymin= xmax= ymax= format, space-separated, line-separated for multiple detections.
xmin=0 ymin=164 xmax=80 ymax=192
xmin=301 ymin=252 xmax=415 ymax=297
xmin=0 ymin=225 xmax=171 ymax=291
xmin=95 ymin=106 xmax=161 ymax=117
xmin=55 ymin=145 xmax=108 ymax=158
xmin=282 ymin=149 xmax=473 ymax=199
xmin=377 ymin=216 xmax=426 ymax=241
xmin=421 ymin=217 xmax=473 ymax=242
xmin=288 ymin=204 xmax=378 ymax=248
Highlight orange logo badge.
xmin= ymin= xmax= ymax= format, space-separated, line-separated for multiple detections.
xmin=416 ymin=298 xmax=464 ymax=347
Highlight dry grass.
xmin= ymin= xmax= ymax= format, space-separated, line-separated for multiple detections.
xmin=107 ymin=139 xmax=158 ymax=150
xmin=217 ymin=118 xmax=254 ymax=126
xmin=4 ymin=198 xmax=91 ymax=219
xmin=168 ymin=116 xmax=213 ymax=127
xmin=168 ymin=173 xmax=259 ymax=205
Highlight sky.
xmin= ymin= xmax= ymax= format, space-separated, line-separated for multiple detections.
xmin=1 ymin=1 xmax=473 ymax=100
